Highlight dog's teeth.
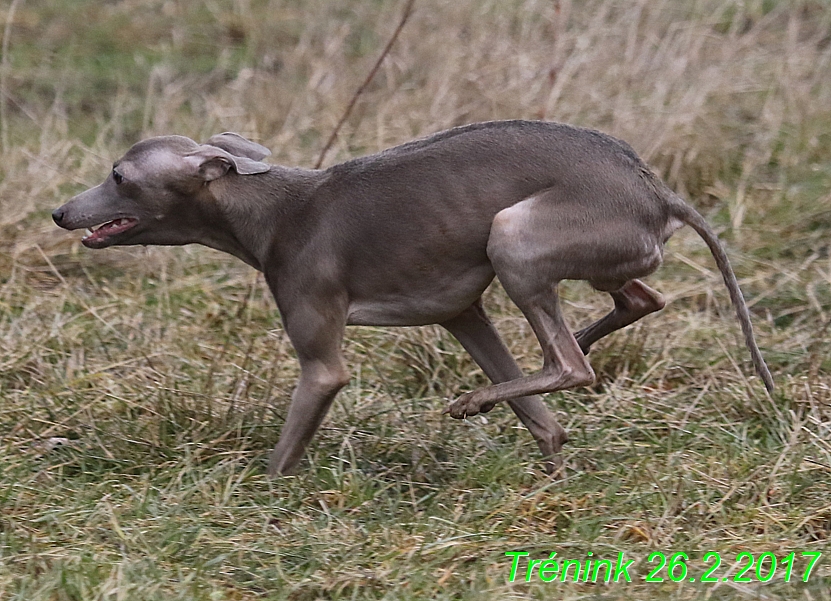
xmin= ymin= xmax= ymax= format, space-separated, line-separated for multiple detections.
xmin=84 ymin=228 xmax=93 ymax=237
xmin=119 ymin=219 xmax=127 ymax=225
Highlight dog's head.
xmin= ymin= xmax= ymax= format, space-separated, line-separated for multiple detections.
xmin=52 ymin=133 xmax=271 ymax=248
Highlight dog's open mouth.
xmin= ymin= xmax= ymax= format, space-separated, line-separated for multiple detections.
xmin=81 ymin=218 xmax=138 ymax=248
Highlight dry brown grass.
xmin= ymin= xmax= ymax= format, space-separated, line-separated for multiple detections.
xmin=1 ymin=0 xmax=830 ymax=599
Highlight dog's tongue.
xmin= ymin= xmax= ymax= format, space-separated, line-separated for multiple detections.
xmin=82 ymin=218 xmax=136 ymax=245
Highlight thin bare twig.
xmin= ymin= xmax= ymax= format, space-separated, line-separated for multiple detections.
xmin=1 ymin=0 xmax=24 ymax=154
xmin=314 ymin=0 xmax=415 ymax=169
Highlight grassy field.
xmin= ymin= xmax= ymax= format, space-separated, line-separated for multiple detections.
xmin=1 ymin=0 xmax=830 ymax=599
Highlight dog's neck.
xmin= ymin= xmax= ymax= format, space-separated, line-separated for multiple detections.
xmin=199 ymin=165 xmax=322 ymax=271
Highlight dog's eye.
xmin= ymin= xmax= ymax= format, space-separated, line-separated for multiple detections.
xmin=112 ymin=169 xmax=124 ymax=185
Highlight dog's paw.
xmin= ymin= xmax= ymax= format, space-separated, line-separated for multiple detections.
xmin=542 ymin=454 xmax=566 ymax=479
xmin=445 ymin=391 xmax=493 ymax=419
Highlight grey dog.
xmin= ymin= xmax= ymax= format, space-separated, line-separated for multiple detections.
xmin=53 ymin=120 xmax=774 ymax=475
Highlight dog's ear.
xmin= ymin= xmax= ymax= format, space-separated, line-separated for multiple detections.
xmin=184 ymin=145 xmax=271 ymax=182
xmin=203 ymin=132 xmax=271 ymax=161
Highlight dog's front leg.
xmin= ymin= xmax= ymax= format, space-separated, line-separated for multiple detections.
xmin=267 ymin=295 xmax=349 ymax=476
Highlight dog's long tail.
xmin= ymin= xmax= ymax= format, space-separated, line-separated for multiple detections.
xmin=667 ymin=194 xmax=774 ymax=393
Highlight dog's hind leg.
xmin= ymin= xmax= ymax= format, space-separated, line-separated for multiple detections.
xmin=441 ymin=300 xmax=568 ymax=473
xmin=574 ymin=279 xmax=666 ymax=355
xmin=446 ymin=189 xmax=665 ymax=419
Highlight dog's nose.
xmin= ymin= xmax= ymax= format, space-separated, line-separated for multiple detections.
xmin=52 ymin=207 xmax=65 ymax=225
